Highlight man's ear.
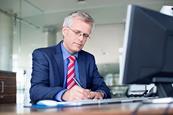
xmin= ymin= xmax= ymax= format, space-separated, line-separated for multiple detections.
xmin=62 ymin=27 xmax=68 ymax=36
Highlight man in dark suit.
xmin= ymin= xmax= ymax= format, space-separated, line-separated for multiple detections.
xmin=30 ymin=11 xmax=111 ymax=103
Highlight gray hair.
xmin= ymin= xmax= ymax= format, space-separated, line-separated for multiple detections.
xmin=63 ymin=11 xmax=94 ymax=28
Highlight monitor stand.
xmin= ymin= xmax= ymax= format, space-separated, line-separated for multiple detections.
xmin=153 ymin=77 xmax=173 ymax=97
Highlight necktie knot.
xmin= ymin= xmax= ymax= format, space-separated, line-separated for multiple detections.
xmin=68 ymin=55 xmax=76 ymax=63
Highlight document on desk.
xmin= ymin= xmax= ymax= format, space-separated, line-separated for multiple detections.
xmin=31 ymin=97 xmax=149 ymax=108
xmin=35 ymin=100 xmax=84 ymax=107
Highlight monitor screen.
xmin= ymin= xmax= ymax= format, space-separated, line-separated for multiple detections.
xmin=119 ymin=5 xmax=173 ymax=97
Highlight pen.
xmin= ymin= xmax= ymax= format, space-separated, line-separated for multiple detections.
xmin=73 ymin=77 xmax=82 ymax=87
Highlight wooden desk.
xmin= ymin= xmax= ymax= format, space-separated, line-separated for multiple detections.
xmin=1 ymin=102 xmax=173 ymax=115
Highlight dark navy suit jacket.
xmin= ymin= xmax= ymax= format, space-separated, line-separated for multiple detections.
xmin=30 ymin=42 xmax=111 ymax=103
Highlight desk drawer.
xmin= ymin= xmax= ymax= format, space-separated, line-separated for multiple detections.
xmin=0 ymin=77 xmax=16 ymax=94
xmin=0 ymin=71 xmax=16 ymax=104
xmin=0 ymin=94 xmax=16 ymax=103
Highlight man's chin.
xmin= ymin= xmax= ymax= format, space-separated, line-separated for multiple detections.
xmin=73 ymin=47 xmax=82 ymax=53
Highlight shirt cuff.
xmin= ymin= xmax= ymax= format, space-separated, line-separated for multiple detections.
xmin=55 ymin=89 xmax=67 ymax=101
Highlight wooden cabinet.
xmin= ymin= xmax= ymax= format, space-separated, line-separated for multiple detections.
xmin=0 ymin=71 xmax=16 ymax=103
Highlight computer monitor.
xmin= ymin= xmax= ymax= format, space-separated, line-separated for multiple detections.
xmin=119 ymin=4 xmax=173 ymax=97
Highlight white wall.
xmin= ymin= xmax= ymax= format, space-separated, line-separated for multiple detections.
xmin=84 ymin=23 xmax=124 ymax=64
xmin=0 ymin=12 xmax=13 ymax=71
xmin=13 ymin=22 xmax=47 ymax=70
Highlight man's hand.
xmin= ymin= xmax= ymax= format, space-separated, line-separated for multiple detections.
xmin=62 ymin=85 xmax=91 ymax=101
xmin=89 ymin=91 xmax=104 ymax=99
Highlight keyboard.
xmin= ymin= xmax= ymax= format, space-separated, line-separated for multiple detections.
xmin=71 ymin=97 xmax=150 ymax=106
xmin=35 ymin=97 xmax=150 ymax=108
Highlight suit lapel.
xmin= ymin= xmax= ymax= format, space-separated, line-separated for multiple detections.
xmin=78 ymin=52 xmax=87 ymax=88
xmin=54 ymin=43 xmax=64 ymax=86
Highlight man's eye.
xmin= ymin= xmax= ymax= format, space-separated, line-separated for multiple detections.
xmin=75 ymin=31 xmax=81 ymax=35
xmin=83 ymin=34 xmax=89 ymax=38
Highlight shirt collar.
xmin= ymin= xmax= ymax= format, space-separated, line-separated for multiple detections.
xmin=61 ymin=42 xmax=78 ymax=60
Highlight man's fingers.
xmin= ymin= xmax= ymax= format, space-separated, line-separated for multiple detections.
xmin=69 ymin=86 xmax=91 ymax=100
xmin=89 ymin=91 xmax=103 ymax=99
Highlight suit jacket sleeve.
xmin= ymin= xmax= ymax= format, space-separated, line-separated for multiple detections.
xmin=86 ymin=53 xmax=111 ymax=98
xmin=29 ymin=48 xmax=64 ymax=103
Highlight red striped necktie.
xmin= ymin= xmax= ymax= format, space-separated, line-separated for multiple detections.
xmin=67 ymin=56 xmax=77 ymax=89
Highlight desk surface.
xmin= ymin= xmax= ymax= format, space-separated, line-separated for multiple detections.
xmin=1 ymin=102 xmax=173 ymax=115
